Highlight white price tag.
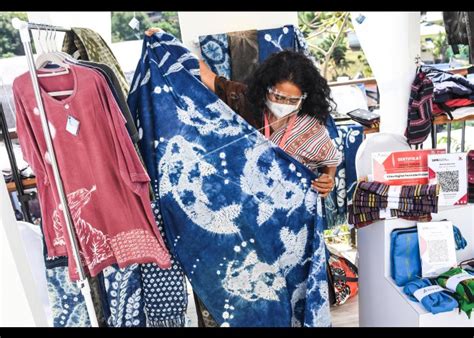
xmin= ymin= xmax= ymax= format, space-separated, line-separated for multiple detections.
xmin=413 ymin=285 xmax=445 ymax=302
xmin=379 ymin=208 xmax=396 ymax=219
xmin=66 ymin=115 xmax=80 ymax=136
xmin=388 ymin=185 xmax=402 ymax=199
xmin=446 ymin=272 xmax=473 ymax=291
xmin=386 ymin=198 xmax=400 ymax=210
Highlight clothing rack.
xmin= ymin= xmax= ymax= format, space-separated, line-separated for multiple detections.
xmin=0 ymin=102 xmax=34 ymax=223
xmin=12 ymin=18 xmax=99 ymax=327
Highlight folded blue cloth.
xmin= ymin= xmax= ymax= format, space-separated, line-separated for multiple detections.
xmin=453 ymin=225 xmax=468 ymax=250
xmin=403 ymin=279 xmax=458 ymax=314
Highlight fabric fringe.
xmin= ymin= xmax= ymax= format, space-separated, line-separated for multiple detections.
xmin=147 ymin=315 xmax=187 ymax=328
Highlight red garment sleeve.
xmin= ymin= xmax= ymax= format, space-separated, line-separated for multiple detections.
xmin=93 ymin=71 xmax=150 ymax=195
xmin=13 ymin=77 xmax=49 ymax=186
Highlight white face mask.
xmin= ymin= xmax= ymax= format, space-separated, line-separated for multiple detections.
xmin=266 ymin=99 xmax=300 ymax=119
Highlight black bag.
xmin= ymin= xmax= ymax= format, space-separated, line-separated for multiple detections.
xmin=347 ymin=108 xmax=380 ymax=127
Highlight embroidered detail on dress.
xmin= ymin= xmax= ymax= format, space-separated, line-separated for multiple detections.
xmin=109 ymin=229 xmax=170 ymax=265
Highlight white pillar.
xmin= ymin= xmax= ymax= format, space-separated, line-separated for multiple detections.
xmin=0 ymin=178 xmax=48 ymax=326
xmin=178 ymin=12 xmax=298 ymax=56
xmin=351 ymin=12 xmax=420 ymax=136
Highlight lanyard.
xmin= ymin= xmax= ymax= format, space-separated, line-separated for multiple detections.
xmin=264 ymin=111 xmax=298 ymax=149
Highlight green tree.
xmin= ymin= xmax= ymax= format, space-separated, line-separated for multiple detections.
xmin=155 ymin=12 xmax=181 ymax=39
xmin=0 ymin=12 xmax=28 ymax=58
xmin=111 ymin=12 xmax=181 ymax=43
xmin=111 ymin=12 xmax=152 ymax=43
xmin=432 ymin=32 xmax=449 ymax=63
xmin=298 ymin=12 xmax=356 ymax=80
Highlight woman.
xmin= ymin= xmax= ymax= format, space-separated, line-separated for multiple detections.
xmin=194 ymin=50 xmax=342 ymax=327
xmin=200 ymin=50 xmax=341 ymax=197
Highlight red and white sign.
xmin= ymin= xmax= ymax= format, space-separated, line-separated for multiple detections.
xmin=372 ymin=149 xmax=446 ymax=185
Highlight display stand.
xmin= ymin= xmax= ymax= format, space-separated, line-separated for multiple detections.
xmin=358 ymin=205 xmax=474 ymax=327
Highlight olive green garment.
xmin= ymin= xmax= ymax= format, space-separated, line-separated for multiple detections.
xmin=62 ymin=27 xmax=130 ymax=97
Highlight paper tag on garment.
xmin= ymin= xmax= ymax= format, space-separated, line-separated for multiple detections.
xmin=379 ymin=208 xmax=396 ymax=219
xmin=66 ymin=115 xmax=80 ymax=136
xmin=386 ymin=198 xmax=400 ymax=210
xmin=388 ymin=185 xmax=402 ymax=199
xmin=446 ymin=272 xmax=474 ymax=291
xmin=413 ymin=285 xmax=445 ymax=302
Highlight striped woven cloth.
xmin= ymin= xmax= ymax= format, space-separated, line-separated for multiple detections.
xmin=348 ymin=181 xmax=439 ymax=228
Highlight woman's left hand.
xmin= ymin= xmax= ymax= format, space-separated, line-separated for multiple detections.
xmin=311 ymin=173 xmax=334 ymax=198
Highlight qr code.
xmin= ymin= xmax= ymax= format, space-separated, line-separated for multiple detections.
xmin=438 ymin=170 xmax=459 ymax=192
xmin=428 ymin=239 xmax=449 ymax=263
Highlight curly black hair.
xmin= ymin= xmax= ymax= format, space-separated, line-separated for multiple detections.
xmin=245 ymin=50 xmax=335 ymax=124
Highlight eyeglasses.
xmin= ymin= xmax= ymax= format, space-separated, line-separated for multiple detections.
xmin=267 ymin=87 xmax=307 ymax=105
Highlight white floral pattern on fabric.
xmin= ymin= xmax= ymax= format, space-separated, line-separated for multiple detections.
xmin=127 ymin=31 xmax=330 ymax=327
xmin=324 ymin=124 xmax=364 ymax=229
xmin=199 ymin=33 xmax=232 ymax=79
xmin=46 ymin=266 xmax=91 ymax=327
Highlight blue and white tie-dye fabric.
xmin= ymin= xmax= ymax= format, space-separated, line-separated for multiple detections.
xmin=141 ymin=201 xmax=188 ymax=327
xmin=46 ymin=266 xmax=91 ymax=327
xmin=97 ymin=264 xmax=146 ymax=327
xmin=127 ymin=31 xmax=331 ymax=327
xmin=324 ymin=124 xmax=363 ymax=229
xmin=257 ymin=25 xmax=295 ymax=63
xmin=294 ymin=26 xmax=316 ymax=64
xmin=199 ymin=34 xmax=232 ymax=79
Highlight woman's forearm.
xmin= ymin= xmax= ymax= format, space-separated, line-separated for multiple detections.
xmin=199 ymin=59 xmax=217 ymax=92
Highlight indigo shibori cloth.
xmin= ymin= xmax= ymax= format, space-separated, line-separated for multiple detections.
xmin=127 ymin=31 xmax=331 ymax=327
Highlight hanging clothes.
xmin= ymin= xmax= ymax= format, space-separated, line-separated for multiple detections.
xmin=97 ymin=263 xmax=147 ymax=327
xmin=294 ymin=26 xmax=317 ymax=65
xmin=405 ymin=70 xmax=435 ymax=146
xmin=46 ymin=266 xmax=91 ymax=327
xmin=140 ymin=201 xmax=188 ymax=327
xmin=74 ymin=60 xmax=139 ymax=143
xmin=127 ymin=31 xmax=331 ymax=327
xmin=62 ymin=27 xmax=130 ymax=96
xmin=13 ymin=64 xmax=171 ymax=281
xmin=228 ymin=30 xmax=259 ymax=83
xmin=324 ymin=124 xmax=363 ymax=229
xmin=198 ymin=33 xmax=232 ymax=80
xmin=40 ymin=220 xmax=107 ymax=327
xmin=257 ymin=25 xmax=295 ymax=63
xmin=443 ymin=12 xmax=474 ymax=63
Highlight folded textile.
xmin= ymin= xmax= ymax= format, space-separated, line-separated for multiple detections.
xmin=355 ymin=181 xmax=439 ymax=197
xmin=348 ymin=181 xmax=439 ymax=228
xmin=348 ymin=208 xmax=432 ymax=228
xmin=403 ymin=278 xmax=458 ymax=314
xmin=391 ymin=227 xmax=421 ymax=286
xmin=453 ymin=225 xmax=468 ymax=250
xmin=437 ymin=267 xmax=474 ymax=318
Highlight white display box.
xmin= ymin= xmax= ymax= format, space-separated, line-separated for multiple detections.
xmin=358 ymin=205 xmax=474 ymax=327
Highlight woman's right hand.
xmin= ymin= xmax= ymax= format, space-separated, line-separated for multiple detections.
xmin=199 ymin=59 xmax=217 ymax=93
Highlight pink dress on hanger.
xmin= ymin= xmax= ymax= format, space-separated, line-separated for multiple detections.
xmin=13 ymin=64 xmax=171 ymax=280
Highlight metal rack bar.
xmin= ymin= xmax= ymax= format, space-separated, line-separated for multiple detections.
xmin=0 ymin=103 xmax=33 ymax=223
xmin=12 ymin=17 xmax=98 ymax=327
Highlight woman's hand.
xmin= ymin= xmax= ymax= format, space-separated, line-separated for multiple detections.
xmin=311 ymin=173 xmax=335 ymax=198
xmin=199 ymin=59 xmax=217 ymax=92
